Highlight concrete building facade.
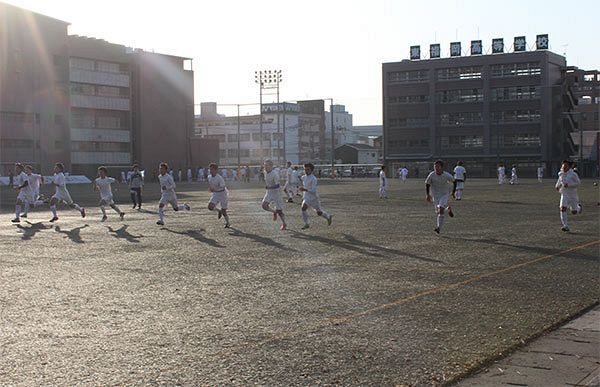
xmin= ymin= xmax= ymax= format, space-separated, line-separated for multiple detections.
xmin=0 ymin=3 xmax=194 ymax=176
xmin=382 ymin=48 xmax=579 ymax=177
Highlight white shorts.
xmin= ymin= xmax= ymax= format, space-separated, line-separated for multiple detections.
xmin=560 ymin=194 xmax=579 ymax=210
xmin=263 ymin=189 xmax=284 ymax=210
xmin=52 ymin=189 xmax=73 ymax=205
xmin=159 ymin=191 xmax=178 ymax=207
xmin=433 ymin=194 xmax=449 ymax=210
xmin=210 ymin=191 xmax=228 ymax=209
xmin=456 ymin=181 xmax=465 ymax=190
xmin=302 ymin=193 xmax=322 ymax=211
xmin=99 ymin=195 xmax=115 ymax=206
xmin=17 ymin=191 xmax=34 ymax=203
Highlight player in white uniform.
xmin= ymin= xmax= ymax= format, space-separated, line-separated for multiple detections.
xmin=157 ymin=162 xmax=190 ymax=226
xmin=93 ymin=166 xmax=125 ymax=222
xmin=262 ymin=159 xmax=287 ymax=230
xmin=379 ymin=165 xmax=388 ymax=199
xmin=453 ymin=161 xmax=467 ymax=200
xmin=291 ymin=166 xmax=300 ymax=197
xmin=207 ymin=163 xmax=230 ymax=228
xmin=283 ymin=161 xmax=295 ymax=203
xmin=198 ymin=167 xmax=205 ymax=182
xmin=48 ymin=162 xmax=85 ymax=222
xmin=425 ymin=160 xmax=457 ymax=234
xmin=20 ymin=165 xmax=46 ymax=219
xmin=400 ymin=167 xmax=408 ymax=182
xmin=537 ymin=166 xmax=544 ymax=182
xmin=555 ymin=160 xmax=582 ymax=232
xmin=11 ymin=163 xmax=34 ymax=223
xmin=510 ymin=165 xmax=519 ymax=185
xmin=299 ymin=163 xmax=333 ymax=229
xmin=497 ymin=164 xmax=506 ymax=185
xmin=187 ymin=168 xmax=192 ymax=182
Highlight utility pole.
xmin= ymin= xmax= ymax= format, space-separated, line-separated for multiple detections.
xmin=237 ymin=104 xmax=241 ymax=171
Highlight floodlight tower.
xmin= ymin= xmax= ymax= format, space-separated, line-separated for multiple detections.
xmin=254 ymin=70 xmax=283 ymax=162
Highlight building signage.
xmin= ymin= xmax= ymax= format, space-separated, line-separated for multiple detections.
xmin=470 ymin=40 xmax=482 ymax=55
xmin=430 ymin=44 xmax=441 ymax=58
xmin=410 ymin=45 xmax=421 ymax=60
xmin=450 ymin=42 xmax=461 ymax=56
xmin=514 ymin=36 xmax=526 ymax=52
xmin=492 ymin=38 xmax=504 ymax=53
xmin=536 ymin=34 xmax=549 ymax=50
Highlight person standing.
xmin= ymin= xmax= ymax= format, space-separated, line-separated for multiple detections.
xmin=129 ymin=164 xmax=144 ymax=210
xmin=537 ymin=165 xmax=544 ymax=183
xmin=510 ymin=165 xmax=519 ymax=185
xmin=379 ymin=165 xmax=388 ymax=199
xmin=425 ymin=160 xmax=456 ymax=234
xmin=453 ymin=161 xmax=467 ymax=200
xmin=187 ymin=168 xmax=193 ymax=183
xmin=498 ymin=164 xmax=506 ymax=185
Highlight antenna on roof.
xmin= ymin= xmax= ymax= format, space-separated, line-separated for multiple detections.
xmin=561 ymin=43 xmax=568 ymax=56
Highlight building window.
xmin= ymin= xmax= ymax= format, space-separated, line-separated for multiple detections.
xmin=96 ymin=61 xmax=120 ymax=73
xmin=0 ymin=138 xmax=34 ymax=148
xmin=437 ymin=89 xmax=483 ymax=103
xmin=206 ymin=134 xmax=226 ymax=143
xmin=71 ymin=141 xmax=129 ymax=152
xmin=491 ymin=86 xmax=540 ymax=101
xmin=251 ymin=133 xmax=271 ymax=141
xmin=387 ymin=70 xmax=429 ymax=83
xmin=490 ymin=62 xmax=541 ymax=78
xmin=496 ymin=134 xmax=541 ymax=147
xmin=491 ymin=110 xmax=540 ymax=123
xmin=437 ymin=66 xmax=482 ymax=80
xmin=218 ymin=149 xmax=227 ymax=159
xmin=388 ymin=117 xmax=429 ymax=128
xmin=439 ymin=112 xmax=483 ymax=126
xmin=441 ymin=135 xmax=483 ymax=149
xmin=389 ymin=95 xmax=429 ymax=104
xmin=54 ymin=115 xmax=65 ymax=125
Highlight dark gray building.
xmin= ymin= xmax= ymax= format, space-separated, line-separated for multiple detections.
xmin=382 ymin=48 xmax=577 ymax=177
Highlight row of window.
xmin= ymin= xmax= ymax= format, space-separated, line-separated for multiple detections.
xmin=491 ymin=86 xmax=540 ymax=101
xmin=219 ymin=148 xmax=283 ymax=158
xmin=438 ymin=88 xmax=483 ymax=103
xmin=70 ymin=57 xmax=129 ymax=74
xmin=71 ymin=110 xmax=130 ymax=129
xmin=389 ymin=85 xmax=541 ymax=105
xmin=440 ymin=135 xmax=483 ymax=149
xmin=388 ymin=139 xmax=429 ymax=148
xmin=388 ymin=62 xmax=541 ymax=84
xmin=491 ymin=110 xmax=540 ymax=123
xmin=388 ymin=95 xmax=429 ymax=104
xmin=71 ymin=141 xmax=130 ymax=152
xmin=440 ymin=112 xmax=483 ymax=126
xmin=389 ymin=109 xmax=541 ymax=127
xmin=71 ymin=83 xmax=129 ymax=98
xmin=205 ymin=133 xmax=284 ymax=143
xmin=388 ymin=117 xmax=429 ymax=128
xmin=389 ymin=134 xmax=541 ymax=150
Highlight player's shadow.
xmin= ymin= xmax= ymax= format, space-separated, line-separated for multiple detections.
xmin=443 ymin=236 xmax=598 ymax=261
xmin=227 ymin=227 xmax=297 ymax=252
xmin=162 ymin=228 xmax=225 ymax=248
xmin=106 ymin=225 xmax=143 ymax=243
xmin=54 ymin=224 xmax=89 ymax=244
xmin=289 ymin=231 xmax=442 ymax=264
xmin=14 ymin=221 xmax=50 ymax=240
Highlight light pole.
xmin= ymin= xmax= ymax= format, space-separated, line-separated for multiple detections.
xmin=326 ymin=98 xmax=335 ymax=177
xmin=255 ymin=70 xmax=282 ymax=162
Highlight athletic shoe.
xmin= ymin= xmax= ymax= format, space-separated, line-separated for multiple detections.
xmin=137 ymin=206 xmax=142 ymax=210
xmin=80 ymin=208 xmax=86 ymax=218
xmin=577 ymin=204 xmax=582 ymax=214
xmin=273 ymin=212 xmax=278 ymax=221
xmin=434 ymin=227 xmax=440 ymax=234
xmin=301 ymin=224 xmax=310 ymax=230
xmin=561 ymin=226 xmax=570 ymax=232
xmin=49 ymin=216 xmax=58 ymax=223
xmin=327 ymin=214 xmax=333 ymax=226
xmin=280 ymin=223 xmax=287 ymax=230
xmin=448 ymin=207 xmax=454 ymax=218
xmin=184 ymin=203 xmax=191 ymax=211
xmin=217 ymin=210 xmax=223 ymax=219
xmin=156 ymin=220 xmax=164 ymax=226
xmin=11 ymin=218 xmax=20 ymax=223
xmin=132 ymin=204 xmax=137 ymax=209
xmin=120 ymin=212 xmax=125 ymax=221
xmin=224 ymin=222 xmax=231 ymax=228
xmin=101 ymin=215 xmax=108 ymax=222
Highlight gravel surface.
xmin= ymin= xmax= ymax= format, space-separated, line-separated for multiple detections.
xmin=0 ymin=178 xmax=598 ymax=385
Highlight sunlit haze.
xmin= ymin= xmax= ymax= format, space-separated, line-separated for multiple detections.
xmin=5 ymin=0 xmax=599 ymax=124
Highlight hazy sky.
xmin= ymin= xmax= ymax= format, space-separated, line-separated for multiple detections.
xmin=5 ymin=0 xmax=600 ymax=124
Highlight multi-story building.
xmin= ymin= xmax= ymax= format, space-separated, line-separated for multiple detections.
xmin=325 ymin=104 xmax=354 ymax=154
xmin=0 ymin=3 xmax=194 ymax=176
xmin=382 ymin=42 xmax=582 ymax=177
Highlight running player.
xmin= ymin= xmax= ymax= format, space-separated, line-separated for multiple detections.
xmin=425 ymin=160 xmax=456 ymax=234
xmin=48 ymin=162 xmax=85 ymax=222
xmin=129 ymin=164 xmax=144 ymax=209
xmin=94 ymin=166 xmax=125 ymax=222
xmin=510 ymin=165 xmax=519 ymax=185
xmin=284 ymin=161 xmax=295 ymax=203
xmin=379 ymin=165 xmax=388 ymax=199
xmin=556 ymin=160 xmax=582 ymax=232
xmin=299 ymin=163 xmax=333 ymax=230
xmin=453 ymin=161 xmax=467 ymax=200
xmin=497 ymin=164 xmax=506 ymax=185
xmin=207 ymin=163 xmax=230 ymax=228
xmin=11 ymin=163 xmax=33 ymax=223
xmin=20 ymin=165 xmax=46 ymax=219
xmin=537 ymin=165 xmax=544 ymax=183
xmin=261 ymin=159 xmax=287 ymax=230
xmin=157 ymin=162 xmax=190 ymax=226
xmin=291 ymin=166 xmax=300 ymax=197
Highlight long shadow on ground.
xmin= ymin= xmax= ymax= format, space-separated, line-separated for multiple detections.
xmin=106 ymin=225 xmax=143 ymax=243
xmin=162 ymin=227 xmax=225 ymax=248
xmin=227 ymin=227 xmax=297 ymax=252
xmin=14 ymin=221 xmax=51 ymax=240
xmin=54 ymin=224 xmax=89 ymax=244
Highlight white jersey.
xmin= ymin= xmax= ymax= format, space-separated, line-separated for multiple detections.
xmin=537 ymin=167 xmax=543 ymax=177
xmin=264 ymin=169 xmax=280 ymax=189
xmin=208 ymin=173 xmax=226 ymax=192
xmin=379 ymin=170 xmax=386 ymax=187
xmin=453 ymin=166 xmax=466 ymax=181
xmin=16 ymin=172 xmax=34 ymax=198
xmin=498 ymin=167 xmax=505 ymax=176
xmin=95 ymin=177 xmax=116 ymax=201
xmin=301 ymin=173 xmax=322 ymax=209
xmin=53 ymin=172 xmax=69 ymax=196
xmin=555 ymin=170 xmax=580 ymax=195
xmin=159 ymin=173 xmax=176 ymax=194
xmin=29 ymin=173 xmax=42 ymax=197
xmin=511 ymin=168 xmax=518 ymax=177
xmin=425 ymin=171 xmax=454 ymax=199
xmin=286 ymin=167 xmax=293 ymax=183
xmin=291 ymin=170 xmax=299 ymax=184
